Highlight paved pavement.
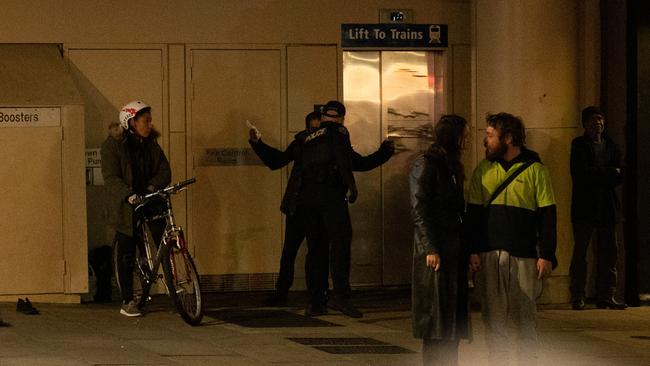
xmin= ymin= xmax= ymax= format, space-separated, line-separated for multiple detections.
xmin=0 ymin=290 xmax=649 ymax=366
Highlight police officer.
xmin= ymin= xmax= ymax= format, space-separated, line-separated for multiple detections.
xmin=249 ymin=111 xmax=394 ymax=308
xmin=299 ymin=100 xmax=362 ymax=318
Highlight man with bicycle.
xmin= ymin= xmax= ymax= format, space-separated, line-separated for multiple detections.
xmin=101 ymin=101 xmax=171 ymax=317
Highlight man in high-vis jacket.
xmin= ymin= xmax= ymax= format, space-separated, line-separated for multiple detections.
xmin=467 ymin=112 xmax=557 ymax=366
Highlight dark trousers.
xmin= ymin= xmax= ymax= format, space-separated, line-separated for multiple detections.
xmin=274 ymin=213 xmax=306 ymax=294
xmin=569 ymin=221 xmax=618 ymax=301
xmin=89 ymin=246 xmax=113 ymax=303
xmin=302 ymin=198 xmax=352 ymax=304
xmin=114 ymin=219 xmax=165 ymax=303
xmin=422 ymin=339 xmax=459 ymax=366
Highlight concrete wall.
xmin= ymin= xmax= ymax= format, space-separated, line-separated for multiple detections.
xmin=473 ymin=0 xmax=600 ymax=303
xmin=0 ymin=0 xmax=606 ymax=303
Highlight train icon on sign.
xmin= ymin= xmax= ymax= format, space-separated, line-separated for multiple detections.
xmin=429 ymin=25 xmax=442 ymax=44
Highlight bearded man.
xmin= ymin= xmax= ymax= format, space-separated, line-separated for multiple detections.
xmin=466 ymin=112 xmax=557 ymax=366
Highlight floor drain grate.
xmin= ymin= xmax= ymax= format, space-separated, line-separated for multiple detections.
xmin=287 ymin=337 xmax=415 ymax=354
xmin=205 ymin=309 xmax=341 ymax=328
xmin=630 ymin=335 xmax=650 ymax=340
xmin=288 ymin=337 xmax=388 ymax=346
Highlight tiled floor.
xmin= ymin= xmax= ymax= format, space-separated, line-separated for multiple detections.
xmin=0 ymin=290 xmax=648 ymax=365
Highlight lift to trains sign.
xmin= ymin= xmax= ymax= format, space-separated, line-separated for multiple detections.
xmin=0 ymin=107 xmax=61 ymax=127
xmin=342 ymin=24 xmax=448 ymax=48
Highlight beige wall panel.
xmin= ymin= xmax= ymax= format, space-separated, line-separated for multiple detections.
xmin=62 ymin=105 xmax=89 ymax=293
xmin=0 ymin=128 xmax=64 ymax=294
xmin=190 ymin=49 xmax=282 ymax=275
xmin=475 ymin=0 xmax=579 ymax=128
xmin=0 ymin=1 xmax=470 ymax=45
xmin=451 ymin=44 xmax=476 ymax=171
xmin=170 ymin=132 xmax=188 ymax=235
xmin=66 ymin=49 xmax=166 ymax=149
xmin=169 ymin=45 xmax=186 ymax=133
xmin=526 ymin=127 xmax=580 ymax=277
xmin=452 ymin=45 xmax=472 ymax=118
xmin=287 ymin=46 xmax=338 ymax=132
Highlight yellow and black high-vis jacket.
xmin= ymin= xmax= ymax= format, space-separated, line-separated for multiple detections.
xmin=466 ymin=148 xmax=557 ymax=267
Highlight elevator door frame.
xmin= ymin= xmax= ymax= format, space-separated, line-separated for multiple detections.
xmin=342 ymin=49 xmax=449 ymax=288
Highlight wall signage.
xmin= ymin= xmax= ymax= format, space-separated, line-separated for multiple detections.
xmin=0 ymin=107 xmax=61 ymax=127
xmin=342 ymin=24 xmax=448 ymax=48
xmin=196 ymin=148 xmax=264 ymax=166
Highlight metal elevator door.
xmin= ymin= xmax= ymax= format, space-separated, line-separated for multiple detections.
xmin=343 ymin=51 xmax=446 ymax=287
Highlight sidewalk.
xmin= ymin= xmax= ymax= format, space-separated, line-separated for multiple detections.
xmin=0 ymin=290 xmax=649 ymax=365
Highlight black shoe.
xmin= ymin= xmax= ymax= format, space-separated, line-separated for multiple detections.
xmin=329 ymin=297 xmax=363 ymax=318
xmin=264 ymin=292 xmax=288 ymax=307
xmin=16 ymin=298 xmax=39 ymax=315
xmin=0 ymin=318 xmax=10 ymax=327
xmin=304 ymin=303 xmax=328 ymax=317
xmin=571 ymin=298 xmax=585 ymax=310
xmin=596 ymin=297 xmax=627 ymax=310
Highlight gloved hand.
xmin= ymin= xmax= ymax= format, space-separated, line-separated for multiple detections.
xmin=127 ymin=194 xmax=142 ymax=206
xmin=347 ymin=185 xmax=358 ymax=204
xmin=249 ymin=128 xmax=261 ymax=143
xmin=380 ymin=139 xmax=396 ymax=156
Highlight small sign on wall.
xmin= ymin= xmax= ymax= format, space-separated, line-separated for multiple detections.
xmin=85 ymin=148 xmax=104 ymax=185
xmin=195 ymin=148 xmax=263 ymax=166
xmin=341 ymin=24 xmax=448 ymax=48
xmin=0 ymin=107 xmax=61 ymax=127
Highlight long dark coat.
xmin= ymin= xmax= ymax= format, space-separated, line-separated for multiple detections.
xmin=570 ymin=134 xmax=623 ymax=223
xmin=409 ymin=151 xmax=470 ymax=340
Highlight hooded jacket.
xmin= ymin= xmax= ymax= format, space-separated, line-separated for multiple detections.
xmin=466 ymin=148 xmax=557 ymax=266
xmin=101 ymin=129 xmax=171 ymax=235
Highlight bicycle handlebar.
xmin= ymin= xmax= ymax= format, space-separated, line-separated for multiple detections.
xmin=142 ymin=178 xmax=197 ymax=200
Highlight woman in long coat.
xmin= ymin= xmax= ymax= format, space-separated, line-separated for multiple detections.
xmin=409 ymin=115 xmax=470 ymax=366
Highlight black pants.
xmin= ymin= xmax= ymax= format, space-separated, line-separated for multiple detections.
xmin=114 ymin=219 xmax=165 ymax=303
xmin=569 ymin=221 xmax=618 ymax=301
xmin=89 ymin=246 xmax=113 ymax=303
xmin=301 ymin=198 xmax=352 ymax=305
xmin=422 ymin=339 xmax=459 ymax=366
xmin=274 ymin=212 xmax=307 ymax=294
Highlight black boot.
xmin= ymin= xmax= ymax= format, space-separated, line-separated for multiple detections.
xmin=596 ymin=297 xmax=627 ymax=310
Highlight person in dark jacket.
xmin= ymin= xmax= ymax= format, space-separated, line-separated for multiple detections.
xmin=249 ymin=110 xmax=394 ymax=308
xmin=298 ymin=101 xmax=362 ymax=317
xmin=569 ymin=106 xmax=626 ymax=310
xmin=410 ymin=115 xmax=470 ymax=366
xmin=101 ymin=101 xmax=171 ymax=317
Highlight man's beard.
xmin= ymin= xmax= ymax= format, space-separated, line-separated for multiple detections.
xmin=485 ymin=139 xmax=507 ymax=161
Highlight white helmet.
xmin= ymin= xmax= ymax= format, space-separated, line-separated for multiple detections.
xmin=119 ymin=101 xmax=150 ymax=130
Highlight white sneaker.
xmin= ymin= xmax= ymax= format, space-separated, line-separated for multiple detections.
xmin=120 ymin=300 xmax=143 ymax=317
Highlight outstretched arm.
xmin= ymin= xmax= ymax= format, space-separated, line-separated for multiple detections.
xmin=249 ymin=136 xmax=296 ymax=170
xmin=351 ymin=140 xmax=395 ymax=172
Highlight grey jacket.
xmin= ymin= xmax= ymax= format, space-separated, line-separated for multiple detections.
xmin=101 ymin=131 xmax=171 ymax=235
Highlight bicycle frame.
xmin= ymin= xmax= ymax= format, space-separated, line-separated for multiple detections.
xmin=135 ymin=179 xmax=194 ymax=298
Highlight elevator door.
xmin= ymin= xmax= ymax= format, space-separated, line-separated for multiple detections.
xmin=344 ymin=51 xmax=445 ymax=287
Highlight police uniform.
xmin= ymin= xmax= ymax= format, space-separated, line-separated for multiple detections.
xmin=298 ymin=119 xmax=357 ymax=310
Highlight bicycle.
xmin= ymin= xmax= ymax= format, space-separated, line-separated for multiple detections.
xmin=113 ymin=178 xmax=203 ymax=326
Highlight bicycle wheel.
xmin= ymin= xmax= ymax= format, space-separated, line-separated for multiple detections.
xmin=162 ymin=231 xmax=203 ymax=326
